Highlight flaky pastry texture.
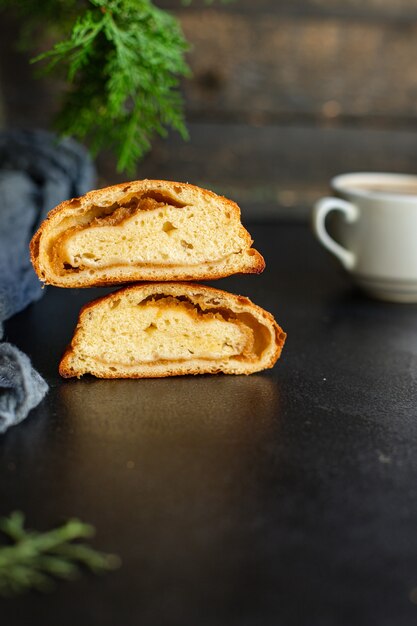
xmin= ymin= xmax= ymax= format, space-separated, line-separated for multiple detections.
xmin=30 ymin=180 xmax=265 ymax=287
xmin=60 ymin=283 xmax=286 ymax=378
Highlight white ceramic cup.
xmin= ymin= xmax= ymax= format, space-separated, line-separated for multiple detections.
xmin=313 ymin=172 xmax=417 ymax=302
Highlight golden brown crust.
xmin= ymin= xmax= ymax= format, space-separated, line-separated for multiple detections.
xmin=59 ymin=283 xmax=286 ymax=379
xmin=30 ymin=180 xmax=265 ymax=286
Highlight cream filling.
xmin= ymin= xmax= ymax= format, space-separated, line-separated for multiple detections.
xmin=78 ymin=297 xmax=254 ymax=365
xmin=58 ymin=202 xmax=242 ymax=271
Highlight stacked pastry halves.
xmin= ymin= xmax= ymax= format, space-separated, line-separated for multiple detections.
xmin=30 ymin=180 xmax=286 ymax=378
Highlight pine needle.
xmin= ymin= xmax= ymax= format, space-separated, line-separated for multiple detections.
xmin=0 ymin=511 xmax=120 ymax=597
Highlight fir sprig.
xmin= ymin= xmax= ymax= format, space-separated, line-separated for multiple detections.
xmin=0 ymin=0 xmax=234 ymax=173
xmin=0 ymin=511 xmax=120 ymax=596
xmin=29 ymin=0 xmax=191 ymax=173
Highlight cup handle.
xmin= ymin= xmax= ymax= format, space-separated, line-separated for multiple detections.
xmin=312 ymin=197 xmax=359 ymax=270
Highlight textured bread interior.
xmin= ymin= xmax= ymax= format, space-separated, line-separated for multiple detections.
xmin=59 ymin=194 xmax=242 ymax=269
xmin=72 ymin=296 xmax=254 ymax=364
xmin=60 ymin=285 xmax=284 ymax=378
xmin=43 ymin=185 xmax=258 ymax=283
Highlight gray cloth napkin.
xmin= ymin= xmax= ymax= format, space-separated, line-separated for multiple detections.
xmin=0 ymin=130 xmax=95 ymax=434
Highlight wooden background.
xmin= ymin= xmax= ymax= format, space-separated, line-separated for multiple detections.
xmin=2 ymin=0 xmax=417 ymax=218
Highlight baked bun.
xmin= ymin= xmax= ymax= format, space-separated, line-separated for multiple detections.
xmin=30 ymin=180 xmax=265 ymax=287
xmin=59 ymin=283 xmax=286 ymax=378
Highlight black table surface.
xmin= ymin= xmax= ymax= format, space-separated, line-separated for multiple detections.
xmin=2 ymin=222 xmax=417 ymax=626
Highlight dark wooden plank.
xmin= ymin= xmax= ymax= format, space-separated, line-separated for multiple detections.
xmin=160 ymin=0 xmax=417 ymax=21
xmin=3 ymin=7 xmax=417 ymax=221
xmin=178 ymin=12 xmax=417 ymax=120
xmin=2 ymin=8 xmax=417 ymax=125
xmin=98 ymin=122 xmax=417 ymax=219
xmin=0 ymin=15 xmax=59 ymax=130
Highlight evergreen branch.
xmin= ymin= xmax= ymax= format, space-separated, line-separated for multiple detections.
xmin=0 ymin=0 xmax=235 ymax=173
xmin=0 ymin=511 xmax=120 ymax=597
xmin=30 ymin=0 xmax=191 ymax=173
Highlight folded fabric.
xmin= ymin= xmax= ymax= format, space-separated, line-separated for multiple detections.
xmin=0 ymin=344 xmax=49 ymax=434
xmin=0 ymin=130 xmax=95 ymax=434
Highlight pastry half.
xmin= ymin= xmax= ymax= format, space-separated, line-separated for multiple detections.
xmin=59 ymin=283 xmax=286 ymax=378
xmin=30 ymin=180 xmax=265 ymax=287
